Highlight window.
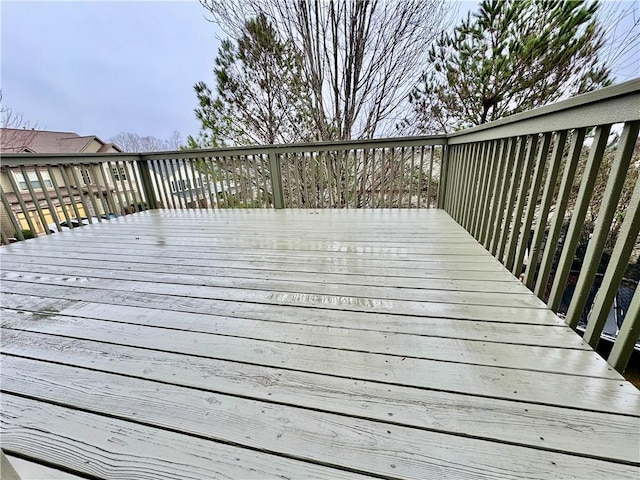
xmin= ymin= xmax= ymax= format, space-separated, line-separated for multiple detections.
xmin=196 ymin=177 xmax=202 ymax=188
xmin=81 ymin=168 xmax=92 ymax=185
xmin=111 ymin=166 xmax=127 ymax=181
xmin=16 ymin=171 xmax=53 ymax=191
xmin=170 ymin=179 xmax=189 ymax=192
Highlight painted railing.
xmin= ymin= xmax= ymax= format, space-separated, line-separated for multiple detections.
xmin=443 ymin=79 xmax=640 ymax=373
xmin=0 ymin=154 xmax=145 ymax=242
xmin=139 ymin=137 xmax=447 ymax=210
xmin=1 ymin=79 xmax=638 ymax=372
xmin=1 ymin=137 xmax=447 ymax=233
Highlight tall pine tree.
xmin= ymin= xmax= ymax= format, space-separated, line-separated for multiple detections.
xmin=407 ymin=0 xmax=612 ymax=133
xmin=190 ymin=13 xmax=310 ymax=147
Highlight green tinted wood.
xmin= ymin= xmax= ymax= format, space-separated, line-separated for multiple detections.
xmin=523 ymin=130 xmax=568 ymax=289
xmin=497 ymin=136 xmax=527 ymax=262
xmin=534 ymin=129 xmax=586 ymax=298
xmin=513 ymin=133 xmax=552 ymax=277
xmin=565 ymin=121 xmax=640 ymax=328
xmin=608 ymin=286 xmax=640 ymax=372
xmin=547 ymin=126 xmax=612 ymax=312
xmin=505 ymin=135 xmax=540 ymax=272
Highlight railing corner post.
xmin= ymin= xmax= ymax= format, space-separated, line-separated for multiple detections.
xmin=268 ymin=149 xmax=285 ymax=209
xmin=136 ymin=157 xmax=158 ymax=210
xmin=437 ymin=143 xmax=449 ymax=210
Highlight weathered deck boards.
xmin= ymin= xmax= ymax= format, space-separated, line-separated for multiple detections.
xmin=1 ymin=209 xmax=639 ymax=479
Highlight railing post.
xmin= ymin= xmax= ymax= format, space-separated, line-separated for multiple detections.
xmin=437 ymin=144 xmax=449 ymax=209
xmin=268 ymin=149 xmax=285 ymax=209
xmin=136 ymin=158 xmax=158 ymax=210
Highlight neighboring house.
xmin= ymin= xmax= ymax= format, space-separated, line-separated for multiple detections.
xmin=0 ymin=128 xmax=140 ymax=235
xmin=148 ymin=159 xmax=232 ymax=209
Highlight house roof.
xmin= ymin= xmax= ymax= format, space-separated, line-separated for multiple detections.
xmin=0 ymin=128 xmax=122 ymax=153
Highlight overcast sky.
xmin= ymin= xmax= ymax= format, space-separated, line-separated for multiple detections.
xmin=1 ymin=1 xmax=638 ymax=144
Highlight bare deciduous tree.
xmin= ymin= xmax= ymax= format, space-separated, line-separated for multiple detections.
xmin=0 ymin=91 xmax=38 ymax=152
xmin=199 ymin=0 xmax=454 ymax=140
xmin=109 ymin=131 xmax=183 ymax=152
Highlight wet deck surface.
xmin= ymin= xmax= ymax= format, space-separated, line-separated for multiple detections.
xmin=1 ymin=209 xmax=639 ymax=479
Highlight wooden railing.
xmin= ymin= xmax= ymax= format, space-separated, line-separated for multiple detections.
xmin=1 ymin=79 xmax=638 ymax=372
xmin=443 ymin=79 xmax=640 ymax=373
xmin=139 ymin=136 xmax=447 ymax=210
xmin=0 ymin=154 xmax=145 ymax=242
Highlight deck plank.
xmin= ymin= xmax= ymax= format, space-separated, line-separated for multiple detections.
xmin=3 ymin=357 xmax=638 ymax=478
xmin=2 ymin=312 xmax=636 ymax=412
xmin=1 ymin=394 xmax=372 ymax=480
xmin=3 ymin=340 xmax=639 ymax=464
xmin=0 ymin=308 xmax=611 ymax=377
xmin=1 ymin=292 xmax=589 ymax=348
xmin=1 ymin=209 xmax=638 ymax=478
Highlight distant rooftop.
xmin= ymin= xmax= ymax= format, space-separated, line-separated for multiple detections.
xmin=0 ymin=128 xmax=122 ymax=154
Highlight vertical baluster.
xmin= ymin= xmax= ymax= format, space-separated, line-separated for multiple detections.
xmin=449 ymin=145 xmax=464 ymax=220
xmin=456 ymin=144 xmax=472 ymax=223
xmin=484 ymin=139 xmax=509 ymax=250
xmin=398 ymin=147 xmax=405 ymax=208
xmin=90 ymin=163 xmax=111 ymax=216
xmin=585 ymin=169 xmax=640 ymax=349
xmin=173 ymin=158 xmax=188 ymax=210
xmin=5 ymin=167 xmax=38 ymax=235
xmin=477 ymin=141 xmax=499 ymax=245
xmin=18 ymin=165 xmax=50 ymax=233
xmin=437 ymin=145 xmax=449 ymax=210
xmin=0 ymin=186 xmax=24 ymax=241
xmin=95 ymin=163 xmax=117 ymax=214
xmin=184 ymin=157 xmax=197 ymax=209
xmin=524 ymin=131 xmax=568 ymax=289
xmin=160 ymin=159 xmax=178 ymax=210
xmin=445 ymin=146 xmax=459 ymax=213
xmin=416 ymin=146 xmax=425 ymax=209
xmin=204 ymin=157 xmax=216 ymax=209
xmin=107 ymin=161 xmax=126 ymax=214
xmin=301 ymin=152 xmax=310 ymax=208
xmin=504 ymin=134 xmax=540 ymax=271
xmin=407 ymin=147 xmax=415 ymax=209
xmin=187 ymin=158 xmax=201 ymax=209
xmin=608 ymin=286 xmax=640 ymax=372
xmin=564 ymin=121 xmax=639 ymax=328
xmin=68 ymin=165 xmax=93 ymax=223
xmin=129 ymin=160 xmax=147 ymax=210
xmin=47 ymin=165 xmax=74 ymax=225
xmin=148 ymin=159 xmax=167 ymax=209
xmin=33 ymin=165 xmax=63 ymax=230
xmin=547 ymin=125 xmax=611 ymax=312
xmin=58 ymin=165 xmax=83 ymax=226
xmin=463 ymin=144 xmax=483 ymax=231
xmin=116 ymin=160 xmax=135 ymax=212
xmin=497 ymin=136 xmax=527 ymax=262
xmin=281 ymin=153 xmax=290 ymax=207
xmin=534 ymin=129 xmax=585 ymax=298
xmin=489 ymin=138 xmax=517 ymax=255
xmin=377 ymin=148 xmax=386 ymax=208
xmin=77 ymin=165 xmax=101 ymax=221
xmin=353 ymin=149 xmax=360 ymax=208
xmin=512 ymin=133 xmax=552 ymax=277
xmin=295 ymin=153 xmax=303 ymax=208
xmin=472 ymin=142 xmax=492 ymax=238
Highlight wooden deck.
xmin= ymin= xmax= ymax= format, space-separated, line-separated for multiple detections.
xmin=1 ymin=209 xmax=639 ymax=479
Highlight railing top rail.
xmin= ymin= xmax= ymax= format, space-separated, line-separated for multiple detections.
xmin=0 ymin=152 xmax=142 ymax=166
xmin=447 ymin=78 xmax=640 ymax=144
xmin=139 ymin=134 xmax=447 ymax=160
xmin=0 ymin=135 xmax=447 ymax=164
